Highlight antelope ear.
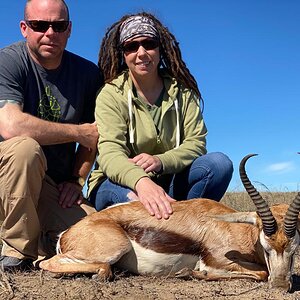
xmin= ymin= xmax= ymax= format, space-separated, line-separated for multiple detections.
xmin=209 ymin=212 xmax=258 ymax=225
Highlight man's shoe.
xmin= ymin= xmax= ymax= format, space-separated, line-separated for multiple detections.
xmin=0 ymin=255 xmax=33 ymax=272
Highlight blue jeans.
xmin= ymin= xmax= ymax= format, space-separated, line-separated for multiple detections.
xmin=89 ymin=152 xmax=233 ymax=211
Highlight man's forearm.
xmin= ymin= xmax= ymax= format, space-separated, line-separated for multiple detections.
xmin=4 ymin=111 xmax=79 ymax=145
xmin=0 ymin=104 xmax=98 ymax=148
xmin=72 ymin=145 xmax=97 ymax=180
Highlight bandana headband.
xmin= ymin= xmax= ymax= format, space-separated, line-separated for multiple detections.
xmin=119 ymin=15 xmax=159 ymax=44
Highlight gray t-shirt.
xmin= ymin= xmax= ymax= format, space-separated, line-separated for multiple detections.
xmin=0 ymin=41 xmax=103 ymax=183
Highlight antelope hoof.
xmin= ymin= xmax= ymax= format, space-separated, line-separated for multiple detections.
xmin=96 ymin=266 xmax=113 ymax=281
xmin=175 ymin=267 xmax=193 ymax=279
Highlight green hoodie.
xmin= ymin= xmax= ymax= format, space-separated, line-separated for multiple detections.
xmin=88 ymin=70 xmax=207 ymax=196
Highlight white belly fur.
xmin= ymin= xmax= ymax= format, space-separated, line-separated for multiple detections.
xmin=116 ymin=240 xmax=199 ymax=276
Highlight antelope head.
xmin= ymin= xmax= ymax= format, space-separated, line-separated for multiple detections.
xmin=240 ymin=154 xmax=300 ymax=291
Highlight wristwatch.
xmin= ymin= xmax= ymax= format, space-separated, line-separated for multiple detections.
xmin=70 ymin=176 xmax=85 ymax=188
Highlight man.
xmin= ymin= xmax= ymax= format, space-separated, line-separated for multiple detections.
xmin=0 ymin=0 xmax=102 ymax=271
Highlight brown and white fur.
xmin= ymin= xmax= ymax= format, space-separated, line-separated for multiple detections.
xmin=40 ymin=154 xmax=300 ymax=291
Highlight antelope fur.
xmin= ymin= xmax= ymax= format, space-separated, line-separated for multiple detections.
xmin=40 ymin=154 xmax=300 ymax=291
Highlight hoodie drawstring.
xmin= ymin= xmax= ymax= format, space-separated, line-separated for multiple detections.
xmin=174 ymin=98 xmax=180 ymax=149
xmin=128 ymin=90 xmax=134 ymax=144
xmin=127 ymin=90 xmax=180 ymax=148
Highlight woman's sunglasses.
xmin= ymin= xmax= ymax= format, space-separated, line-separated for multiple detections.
xmin=25 ymin=20 xmax=70 ymax=33
xmin=122 ymin=39 xmax=159 ymax=53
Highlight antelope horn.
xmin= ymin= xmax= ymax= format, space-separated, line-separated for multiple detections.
xmin=239 ymin=154 xmax=277 ymax=236
xmin=284 ymin=153 xmax=300 ymax=238
xmin=284 ymin=192 xmax=300 ymax=238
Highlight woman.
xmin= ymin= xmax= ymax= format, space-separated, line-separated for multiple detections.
xmin=88 ymin=12 xmax=233 ymax=220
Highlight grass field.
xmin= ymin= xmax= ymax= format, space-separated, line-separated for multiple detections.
xmin=1 ymin=191 xmax=300 ymax=300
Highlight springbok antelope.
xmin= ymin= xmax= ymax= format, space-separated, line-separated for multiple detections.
xmin=40 ymin=154 xmax=300 ymax=291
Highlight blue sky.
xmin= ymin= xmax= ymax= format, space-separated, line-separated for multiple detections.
xmin=1 ymin=1 xmax=299 ymax=192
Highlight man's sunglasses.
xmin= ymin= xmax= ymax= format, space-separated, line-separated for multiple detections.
xmin=25 ymin=20 xmax=69 ymax=33
xmin=122 ymin=39 xmax=159 ymax=53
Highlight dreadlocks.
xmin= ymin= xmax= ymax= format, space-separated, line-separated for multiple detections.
xmin=98 ymin=12 xmax=202 ymax=99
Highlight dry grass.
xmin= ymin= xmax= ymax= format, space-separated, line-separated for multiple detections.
xmin=1 ymin=191 xmax=300 ymax=299
xmin=221 ymin=191 xmax=298 ymax=211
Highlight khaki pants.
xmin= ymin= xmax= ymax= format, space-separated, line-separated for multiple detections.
xmin=0 ymin=137 xmax=96 ymax=260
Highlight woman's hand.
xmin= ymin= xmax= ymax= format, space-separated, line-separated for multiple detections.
xmin=129 ymin=153 xmax=162 ymax=174
xmin=135 ymin=177 xmax=175 ymax=219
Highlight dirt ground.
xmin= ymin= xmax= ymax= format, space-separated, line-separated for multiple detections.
xmin=1 ymin=192 xmax=300 ymax=300
xmin=1 ymin=265 xmax=300 ymax=300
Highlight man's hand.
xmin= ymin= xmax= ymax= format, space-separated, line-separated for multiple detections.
xmin=77 ymin=122 xmax=99 ymax=150
xmin=57 ymin=181 xmax=84 ymax=208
